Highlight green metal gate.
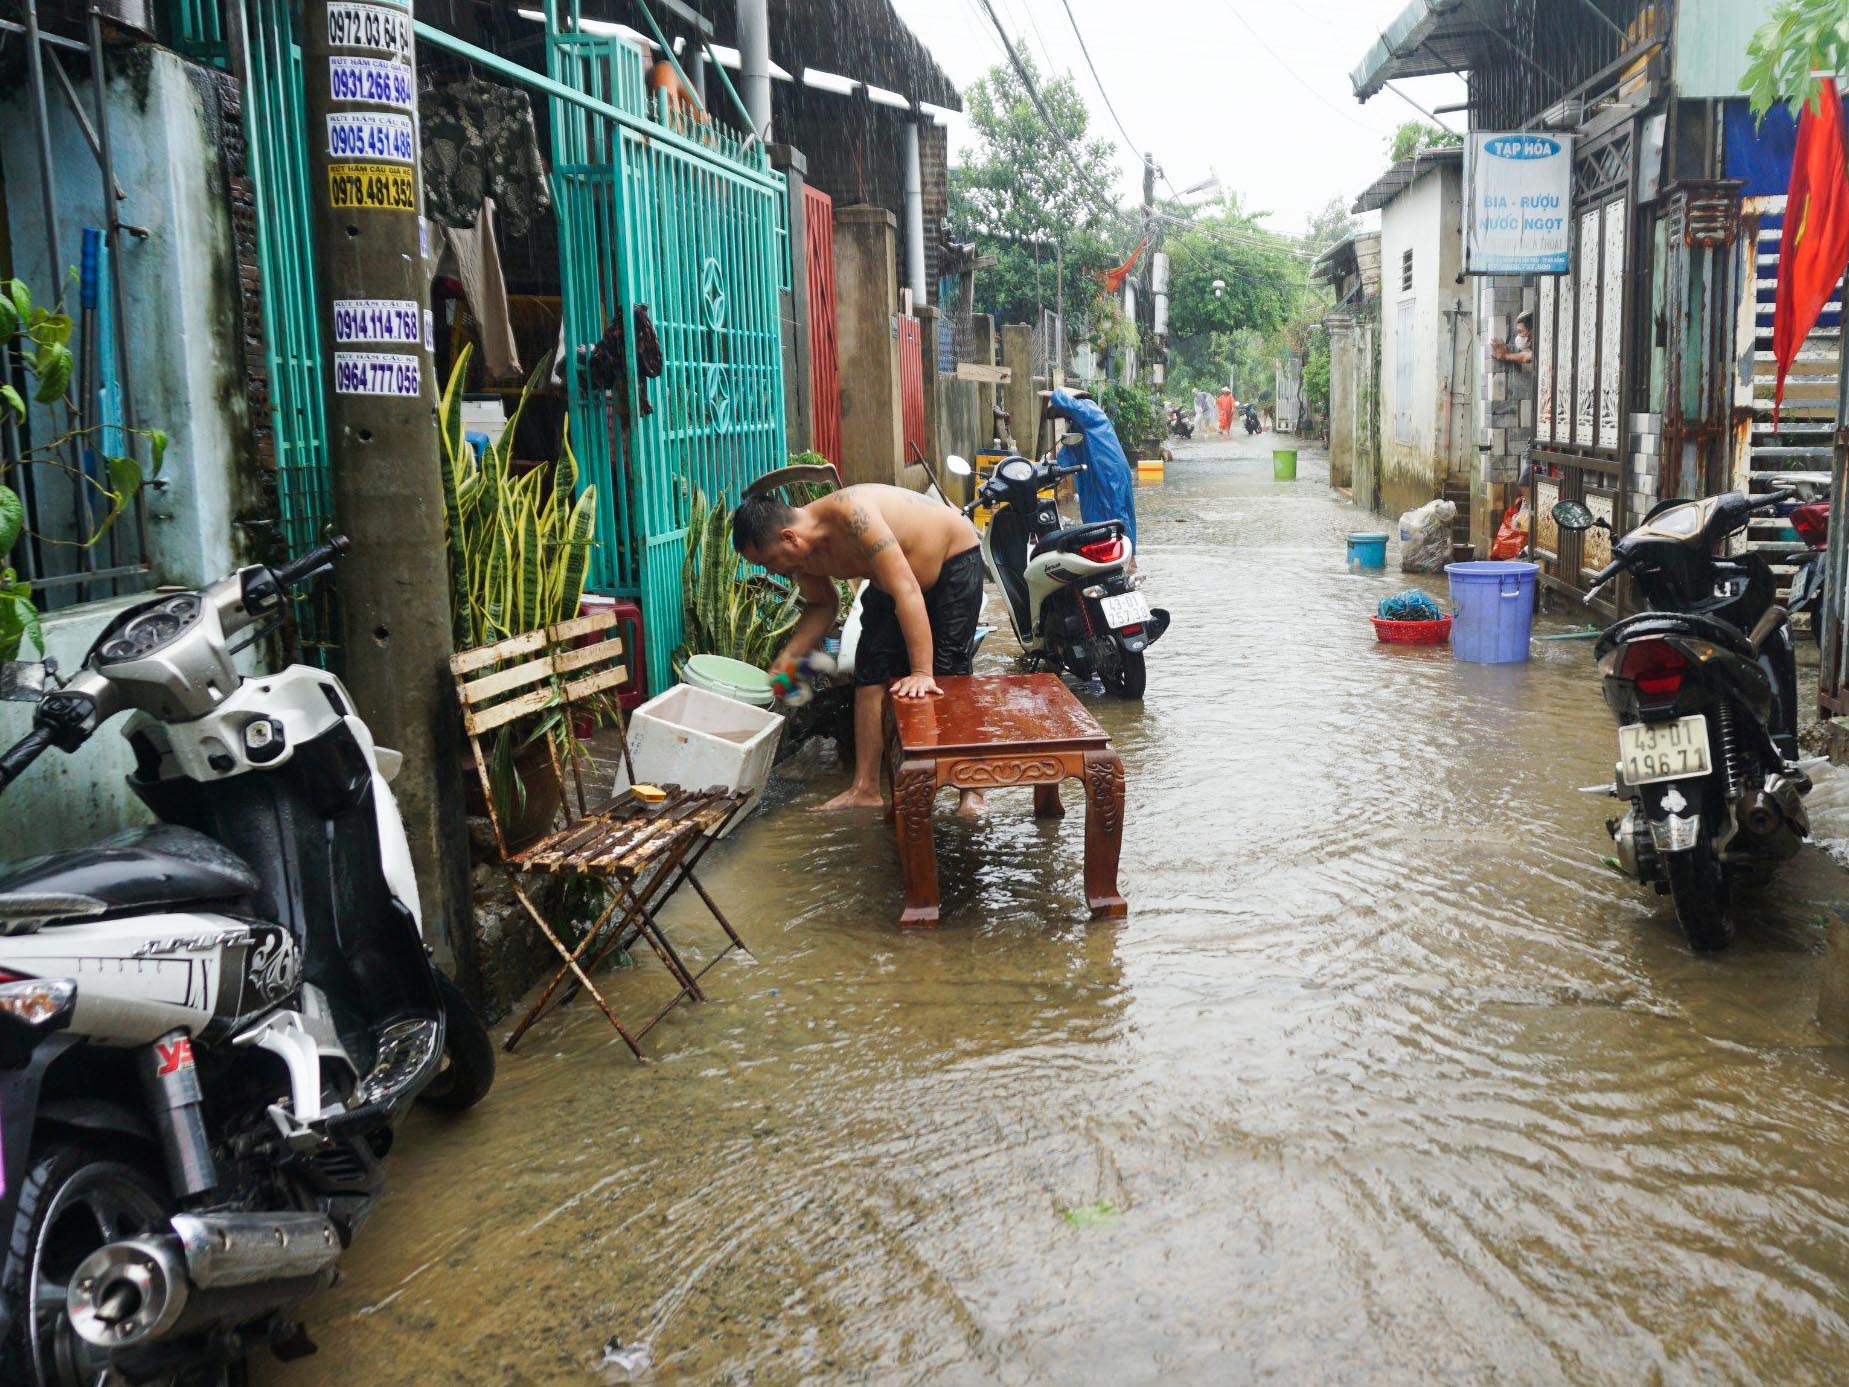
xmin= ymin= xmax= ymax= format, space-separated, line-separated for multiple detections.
xmin=235 ymin=0 xmax=334 ymax=651
xmin=546 ymin=29 xmax=788 ymax=693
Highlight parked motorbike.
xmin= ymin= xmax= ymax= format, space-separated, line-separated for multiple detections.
xmin=1760 ymin=469 xmax=1834 ymax=643
xmin=1167 ymin=406 xmax=1193 ymax=440
xmin=948 ymin=454 xmax=1169 ymax=697
xmin=1243 ymin=404 xmax=1260 ymax=435
xmin=0 ymin=537 xmax=494 ymax=1384
xmin=1556 ymin=492 xmax=1812 ymax=950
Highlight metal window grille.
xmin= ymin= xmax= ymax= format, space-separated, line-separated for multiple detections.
xmin=1400 ymin=249 xmax=1413 ymax=293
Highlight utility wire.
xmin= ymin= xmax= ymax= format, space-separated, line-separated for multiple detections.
xmin=1055 ymin=0 xmax=1143 ymax=167
xmin=1216 ymin=0 xmax=1379 ymax=136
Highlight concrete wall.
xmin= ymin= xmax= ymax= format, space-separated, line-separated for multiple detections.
xmin=1327 ymin=317 xmax=1357 ymax=490
xmin=832 ymin=205 xmax=905 ymax=486
xmin=1376 ymin=162 xmax=1475 ymax=521
xmin=0 ymin=45 xmax=263 ymax=856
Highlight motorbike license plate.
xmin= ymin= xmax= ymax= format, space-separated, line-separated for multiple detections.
xmin=1099 ymin=591 xmax=1151 ymax=628
xmin=1618 ymin=715 xmax=1711 ymax=786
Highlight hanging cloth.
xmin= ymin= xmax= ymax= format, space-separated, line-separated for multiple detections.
xmin=419 ymin=76 xmax=552 ymax=239
xmin=435 ymin=199 xmax=521 ymax=380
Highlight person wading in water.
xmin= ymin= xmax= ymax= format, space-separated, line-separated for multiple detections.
xmin=732 ymin=485 xmax=987 ymax=815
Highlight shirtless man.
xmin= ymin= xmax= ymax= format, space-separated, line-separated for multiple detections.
xmin=731 ymin=484 xmax=985 ymax=813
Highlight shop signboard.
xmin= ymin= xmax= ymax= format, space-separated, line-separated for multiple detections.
xmin=1465 ymin=133 xmax=1574 ymax=275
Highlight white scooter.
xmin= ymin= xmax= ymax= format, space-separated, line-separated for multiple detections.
xmin=949 ymin=454 xmax=1168 ymax=698
xmin=0 ymin=536 xmax=493 ymax=1385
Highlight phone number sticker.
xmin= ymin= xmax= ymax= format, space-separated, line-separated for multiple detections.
xmin=328 ymin=162 xmax=416 ymax=212
xmin=334 ymin=351 xmax=421 ymax=397
xmin=326 ymin=2 xmax=412 ymax=59
xmin=329 ymin=55 xmax=413 ymax=109
xmin=328 ymin=111 xmax=414 ymax=163
xmin=332 ymin=298 xmax=420 ymax=345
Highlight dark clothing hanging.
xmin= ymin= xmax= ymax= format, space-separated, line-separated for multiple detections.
xmin=419 ymin=76 xmax=552 ymax=238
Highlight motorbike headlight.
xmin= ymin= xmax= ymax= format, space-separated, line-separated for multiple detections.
xmin=0 ymin=977 xmax=77 ymax=1028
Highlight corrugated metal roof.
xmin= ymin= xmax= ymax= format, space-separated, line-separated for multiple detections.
xmin=1349 ymin=0 xmax=1509 ymax=102
xmin=1352 ymin=146 xmax=1462 ymax=213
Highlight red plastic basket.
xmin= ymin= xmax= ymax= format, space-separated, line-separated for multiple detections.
xmin=1371 ymin=614 xmax=1453 ymax=645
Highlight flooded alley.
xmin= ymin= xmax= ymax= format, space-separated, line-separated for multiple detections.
xmin=271 ymin=435 xmax=1849 ymax=1385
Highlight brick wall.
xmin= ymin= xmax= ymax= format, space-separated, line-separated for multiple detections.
xmin=1474 ymin=275 xmax=1537 ymax=553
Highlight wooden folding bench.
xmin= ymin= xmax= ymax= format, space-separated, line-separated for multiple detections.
xmin=451 ymin=611 xmax=750 ymax=1057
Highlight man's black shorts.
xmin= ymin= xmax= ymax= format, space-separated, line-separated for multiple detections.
xmin=853 ymin=545 xmax=984 ymax=687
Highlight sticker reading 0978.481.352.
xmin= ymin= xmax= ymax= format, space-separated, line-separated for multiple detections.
xmin=328 ymin=163 xmax=416 ymax=213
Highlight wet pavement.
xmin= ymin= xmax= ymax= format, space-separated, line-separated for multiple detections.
xmin=271 ymin=432 xmax=1849 ymax=1384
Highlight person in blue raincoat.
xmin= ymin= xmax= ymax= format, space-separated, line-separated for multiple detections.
xmin=1045 ymin=387 xmax=1136 ymax=548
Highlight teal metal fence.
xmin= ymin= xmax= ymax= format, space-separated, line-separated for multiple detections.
xmin=546 ymin=29 xmax=788 ymax=693
xmin=236 ymin=0 xmax=335 ymax=655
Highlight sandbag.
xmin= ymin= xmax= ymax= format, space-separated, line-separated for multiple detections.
xmin=1397 ymin=498 xmax=1457 ymax=574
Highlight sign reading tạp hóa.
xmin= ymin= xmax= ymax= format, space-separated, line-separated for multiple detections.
xmin=1465 ymin=133 xmax=1574 ymax=275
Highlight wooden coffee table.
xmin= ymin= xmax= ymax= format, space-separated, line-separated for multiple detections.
xmin=882 ymin=673 xmax=1126 ymax=927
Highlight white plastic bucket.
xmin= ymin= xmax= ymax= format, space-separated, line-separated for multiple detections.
xmin=682 ymin=653 xmax=774 ymax=708
xmin=617 ymin=684 xmax=783 ymax=836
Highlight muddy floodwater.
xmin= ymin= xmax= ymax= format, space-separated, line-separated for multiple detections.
xmin=270 ymin=435 xmax=1849 ymax=1384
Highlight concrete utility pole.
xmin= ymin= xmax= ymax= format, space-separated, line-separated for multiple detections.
xmin=304 ymin=0 xmax=474 ymax=982
xmin=738 ymin=0 xmax=772 ymax=140
xmin=1142 ymin=151 xmax=1157 ymax=391
xmin=902 ymin=115 xmax=927 ymax=306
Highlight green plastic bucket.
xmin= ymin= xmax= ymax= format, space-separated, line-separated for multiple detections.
xmin=683 ymin=653 xmax=775 ymax=707
xmin=1273 ymin=449 xmax=1298 ymax=480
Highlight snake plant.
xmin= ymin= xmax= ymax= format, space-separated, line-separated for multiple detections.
xmin=439 ymin=344 xmax=598 ymax=651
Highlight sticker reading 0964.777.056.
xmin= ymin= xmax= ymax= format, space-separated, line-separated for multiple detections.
xmin=334 ymin=351 xmax=421 ymax=398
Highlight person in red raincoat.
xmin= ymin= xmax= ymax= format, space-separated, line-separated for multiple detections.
xmin=1216 ymin=387 xmax=1235 ymax=435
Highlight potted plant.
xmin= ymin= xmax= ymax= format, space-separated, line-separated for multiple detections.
xmin=439 ymin=344 xmax=600 ymax=848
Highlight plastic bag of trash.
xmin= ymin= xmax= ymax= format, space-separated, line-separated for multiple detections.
xmin=1490 ymin=497 xmax=1531 ymax=561
xmin=1397 ymin=498 xmax=1457 ymax=573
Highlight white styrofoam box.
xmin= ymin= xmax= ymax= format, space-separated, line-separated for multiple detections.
xmin=615 ymin=683 xmax=783 ymax=837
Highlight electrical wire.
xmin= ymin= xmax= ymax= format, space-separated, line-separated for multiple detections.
xmin=1215 ymin=0 xmax=1379 ymax=136
xmin=1055 ymin=0 xmax=1143 ymax=165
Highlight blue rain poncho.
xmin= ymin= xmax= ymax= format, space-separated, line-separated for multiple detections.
xmin=1050 ymin=388 xmax=1137 ymax=546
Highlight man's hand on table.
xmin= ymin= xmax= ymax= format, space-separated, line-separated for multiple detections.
xmin=890 ymin=673 xmax=943 ymax=699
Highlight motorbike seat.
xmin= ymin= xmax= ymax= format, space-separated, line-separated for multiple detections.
xmin=1033 ymin=521 xmax=1122 ymax=556
xmin=0 ymin=825 xmax=260 ymax=934
xmin=1593 ymin=610 xmax=1757 ymax=664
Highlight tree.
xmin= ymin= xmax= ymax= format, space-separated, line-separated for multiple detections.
xmin=1304 ymin=194 xmax=1359 ymax=255
xmin=1386 ymin=120 xmax=1461 ymax=162
xmin=1745 ymin=0 xmax=1849 ymax=120
xmin=948 ymin=56 xmax=1124 ymax=331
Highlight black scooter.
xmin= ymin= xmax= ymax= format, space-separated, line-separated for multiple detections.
xmin=1243 ymin=405 xmax=1260 ymax=435
xmin=1167 ymin=406 xmax=1192 ymax=440
xmin=1557 ymin=492 xmax=1812 ymax=950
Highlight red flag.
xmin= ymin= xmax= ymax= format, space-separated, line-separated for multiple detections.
xmin=1098 ymin=238 xmax=1147 ymax=295
xmin=1772 ymin=78 xmax=1849 ymax=424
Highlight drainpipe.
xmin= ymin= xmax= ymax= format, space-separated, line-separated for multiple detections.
xmin=902 ymin=116 xmax=927 ymax=307
xmin=737 ymin=0 xmax=770 ymax=140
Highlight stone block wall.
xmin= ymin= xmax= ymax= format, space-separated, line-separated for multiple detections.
xmin=1473 ymin=275 xmax=1538 ymax=554
xmin=1626 ymin=413 xmax=1662 ymax=521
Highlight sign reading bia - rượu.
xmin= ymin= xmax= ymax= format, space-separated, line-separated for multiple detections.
xmin=1464 ymin=133 xmax=1574 ymax=275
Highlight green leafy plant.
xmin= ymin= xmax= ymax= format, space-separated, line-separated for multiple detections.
xmin=1745 ymin=0 xmax=1849 ymax=122
xmin=1 ymin=273 xmax=167 ymax=659
xmin=438 ymin=343 xmax=597 ymax=651
xmin=1095 ymin=382 xmax=1156 ymax=452
xmin=439 ymin=345 xmax=602 ymax=831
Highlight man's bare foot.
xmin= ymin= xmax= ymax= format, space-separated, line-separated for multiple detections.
xmin=818 ymin=786 xmax=885 ymax=811
xmin=956 ymin=790 xmax=988 ymax=818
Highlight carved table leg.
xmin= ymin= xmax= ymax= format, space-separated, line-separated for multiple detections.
xmin=893 ymin=758 xmax=941 ymax=926
xmin=1033 ymin=783 xmax=1065 ymax=819
xmin=1081 ymin=750 xmax=1127 ymax=919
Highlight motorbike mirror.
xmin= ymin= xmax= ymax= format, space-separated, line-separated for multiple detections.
xmin=1551 ymin=500 xmax=1595 ymax=532
xmin=944 ymin=455 xmax=972 ymax=478
xmin=1059 ymin=432 xmax=1084 ymax=448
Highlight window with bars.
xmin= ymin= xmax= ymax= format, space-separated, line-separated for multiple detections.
xmin=1401 ymin=249 xmax=1414 ymax=293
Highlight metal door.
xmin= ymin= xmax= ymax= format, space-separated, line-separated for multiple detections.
xmin=803 ymin=184 xmax=842 ymax=465
xmin=548 ymin=32 xmax=789 ymax=693
xmin=899 ymin=314 xmax=926 ymax=464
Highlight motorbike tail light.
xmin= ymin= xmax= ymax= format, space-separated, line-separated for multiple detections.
xmin=1791 ymin=502 xmax=1831 ymax=547
xmin=1618 ymin=638 xmax=1688 ymax=701
xmin=0 ymin=977 xmax=75 ymax=1028
xmin=1079 ymin=535 xmax=1125 ymax=564
xmin=1121 ymin=624 xmax=1144 ymax=635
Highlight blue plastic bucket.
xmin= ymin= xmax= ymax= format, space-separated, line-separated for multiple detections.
xmin=1445 ymin=560 xmax=1539 ymax=663
xmin=1346 ymin=532 xmax=1388 ymax=570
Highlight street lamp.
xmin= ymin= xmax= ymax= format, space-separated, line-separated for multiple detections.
xmin=1211 ymin=278 xmax=1225 ymax=298
xmin=1179 ymin=176 xmax=1221 ymax=200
